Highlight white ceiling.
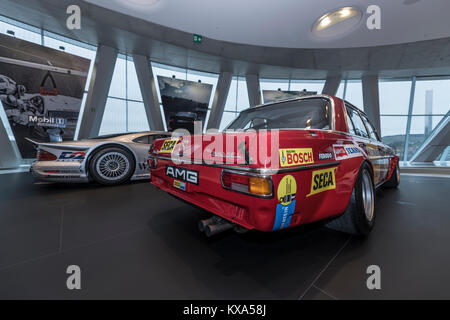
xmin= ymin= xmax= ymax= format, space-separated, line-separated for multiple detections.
xmin=83 ymin=0 xmax=450 ymax=48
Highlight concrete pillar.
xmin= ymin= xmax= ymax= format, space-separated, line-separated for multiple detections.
xmin=246 ymin=74 xmax=262 ymax=107
xmin=207 ymin=71 xmax=232 ymax=130
xmin=0 ymin=115 xmax=20 ymax=169
xmin=362 ymin=75 xmax=381 ymax=135
xmin=77 ymin=45 xmax=118 ymax=139
xmin=132 ymin=54 xmax=165 ymax=131
xmin=322 ymin=75 xmax=342 ymax=96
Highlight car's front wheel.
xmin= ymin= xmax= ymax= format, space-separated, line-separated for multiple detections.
xmin=383 ymin=163 xmax=400 ymax=188
xmin=89 ymin=147 xmax=135 ymax=185
xmin=326 ymin=163 xmax=375 ymax=236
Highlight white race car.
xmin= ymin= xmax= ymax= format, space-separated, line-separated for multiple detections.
xmin=28 ymin=131 xmax=170 ymax=185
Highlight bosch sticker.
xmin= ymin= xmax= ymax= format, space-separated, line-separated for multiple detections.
xmin=58 ymin=151 xmax=86 ymax=160
xmin=159 ymin=138 xmax=180 ymax=154
xmin=333 ymin=145 xmax=363 ymax=160
xmin=273 ymin=175 xmax=297 ymax=231
xmin=307 ymin=167 xmax=337 ymax=197
xmin=279 ymin=148 xmax=314 ymax=167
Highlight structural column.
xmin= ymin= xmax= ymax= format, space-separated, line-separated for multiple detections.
xmin=132 ymin=54 xmax=165 ymax=131
xmin=77 ymin=45 xmax=118 ymax=139
xmin=207 ymin=71 xmax=232 ymax=130
xmin=0 ymin=116 xmax=19 ymax=168
xmin=246 ymin=74 xmax=262 ymax=107
xmin=322 ymin=75 xmax=342 ymax=96
xmin=362 ymin=75 xmax=381 ymax=135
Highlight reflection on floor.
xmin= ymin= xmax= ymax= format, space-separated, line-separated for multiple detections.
xmin=0 ymin=172 xmax=449 ymax=299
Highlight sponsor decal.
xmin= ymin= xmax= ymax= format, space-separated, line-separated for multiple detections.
xmin=173 ymin=179 xmax=186 ymax=191
xmin=279 ymin=148 xmax=314 ymax=168
xmin=333 ymin=144 xmax=363 ymax=160
xmin=318 ymin=152 xmax=334 ymax=160
xmin=165 ymin=165 xmax=199 ymax=185
xmin=272 ymin=175 xmax=297 ymax=231
xmin=28 ymin=115 xmax=66 ymax=128
xmin=159 ymin=138 xmax=180 ymax=154
xmin=307 ymin=167 xmax=337 ymax=197
xmin=58 ymin=151 xmax=86 ymax=160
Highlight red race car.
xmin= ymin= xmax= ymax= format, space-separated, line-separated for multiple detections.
xmin=149 ymin=95 xmax=399 ymax=237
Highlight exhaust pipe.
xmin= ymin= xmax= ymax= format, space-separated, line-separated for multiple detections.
xmin=198 ymin=216 xmax=218 ymax=232
xmin=204 ymin=220 xmax=233 ymax=237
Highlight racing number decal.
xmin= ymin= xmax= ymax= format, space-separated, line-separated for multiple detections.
xmin=279 ymin=148 xmax=314 ymax=167
xmin=273 ymin=175 xmax=297 ymax=231
xmin=307 ymin=167 xmax=337 ymax=197
xmin=159 ymin=138 xmax=179 ymax=154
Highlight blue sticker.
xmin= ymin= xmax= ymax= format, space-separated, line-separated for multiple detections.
xmin=272 ymin=200 xmax=296 ymax=231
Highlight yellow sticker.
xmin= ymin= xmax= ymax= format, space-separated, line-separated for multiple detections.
xmin=277 ymin=175 xmax=297 ymax=206
xmin=307 ymin=167 xmax=337 ymax=197
xmin=159 ymin=138 xmax=179 ymax=154
xmin=279 ymin=148 xmax=314 ymax=167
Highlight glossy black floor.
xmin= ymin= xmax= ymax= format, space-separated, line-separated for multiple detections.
xmin=0 ymin=172 xmax=449 ymax=299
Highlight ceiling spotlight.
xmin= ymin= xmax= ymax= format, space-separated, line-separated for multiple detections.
xmin=312 ymin=7 xmax=363 ymax=39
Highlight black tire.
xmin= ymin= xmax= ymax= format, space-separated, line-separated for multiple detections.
xmin=325 ymin=163 xmax=376 ymax=236
xmin=383 ymin=163 xmax=400 ymax=188
xmin=89 ymin=147 xmax=135 ymax=185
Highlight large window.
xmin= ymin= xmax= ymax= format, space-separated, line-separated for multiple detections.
xmin=220 ymin=76 xmax=249 ymax=130
xmin=0 ymin=16 xmax=41 ymax=44
xmin=99 ymin=55 xmax=148 ymax=135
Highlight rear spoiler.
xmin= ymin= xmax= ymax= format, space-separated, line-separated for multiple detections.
xmin=24 ymin=138 xmax=89 ymax=151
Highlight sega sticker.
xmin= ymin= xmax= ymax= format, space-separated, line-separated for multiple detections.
xmin=279 ymin=148 xmax=314 ymax=167
xmin=333 ymin=145 xmax=362 ymax=160
xmin=273 ymin=175 xmax=297 ymax=231
xmin=173 ymin=179 xmax=186 ymax=191
xmin=58 ymin=151 xmax=86 ymax=161
xmin=159 ymin=138 xmax=180 ymax=154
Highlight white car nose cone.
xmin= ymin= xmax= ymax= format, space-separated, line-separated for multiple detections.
xmin=312 ymin=7 xmax=362 ymax=40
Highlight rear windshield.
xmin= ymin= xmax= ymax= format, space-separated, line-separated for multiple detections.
xmin=225 ymin=98 xmax=331 ymax=131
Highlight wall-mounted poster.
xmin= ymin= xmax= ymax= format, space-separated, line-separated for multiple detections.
xmin=0 ymin=33 xmax=90 ymax=158
xmin=263 ymin=90 xmax=317 ymax=104
xmin=157 ymin=76 xmax=212 ymax=133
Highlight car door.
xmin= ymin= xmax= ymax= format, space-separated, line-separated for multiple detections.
xmin=344 ymin=104 xmax=384 ymax=186
xmin=360 ymin=115 xmax=390 ymax=183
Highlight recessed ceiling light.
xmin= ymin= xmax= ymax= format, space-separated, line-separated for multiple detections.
xmin=125 ymin=0 xmax=160 ymax=6
xmin=312 ymin=6 xmax=362 ymax=39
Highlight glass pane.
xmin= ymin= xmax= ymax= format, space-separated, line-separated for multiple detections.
xmin=0 ymin=21 xmax=41 ymax=44
xmin=219 ymin=112 xmax=237 ymax=131
xmin=237 ymin=77 xmax=250 ymax=112
xmin=260 ymin=79 xmax=289 ymax=91
xmin=335 ymin=81 xmax=345 ymax=99
xmin=413 ymin=78 xmax=450 ymax=115
xmin=344 ymin=80 xmax=364 ymax=111
xmin=99 ymin=98 xmax=127 ymax=135
xmin=379 ymin=79 xmax=412 ymax=115
xmin=127 ymin=101 xmax=150 ymax=132
xmin=380 ymin=116 xmax=407 ymax=159
xmin=289 ymin=80 xmax=324 ymax=94
xmin=408 ymin=115 xmax=445 ymax=160
xmin=108 ymin=56 xmax=127 ymax=99
xmin=224 ymin=77 xmax=238 ymax=112
xmin=348 ymin=107 xmax=369 ymax=138
xmin=127 ymin=59 xmax=143 ymax=101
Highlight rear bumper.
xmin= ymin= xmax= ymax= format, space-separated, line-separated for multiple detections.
xmin=31 ymin=161 xmax=89 ymax=183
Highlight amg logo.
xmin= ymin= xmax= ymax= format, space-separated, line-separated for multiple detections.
xmin=166 ymin=166 xmax=199 ymax=185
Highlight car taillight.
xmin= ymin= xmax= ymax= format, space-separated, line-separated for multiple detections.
xmin=221 ymin=171 xmax=272 ymax=197
xmin=37 ymin=149 xmax=57 ymax=161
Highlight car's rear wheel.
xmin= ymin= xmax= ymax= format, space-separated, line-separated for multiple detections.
xmin=89 ymin=147 xmax=135 ymax=185
xmin=383 ymin=163 xmax=400 ymax=188
xmin=326 ymin=163 xmax=375 ymax=236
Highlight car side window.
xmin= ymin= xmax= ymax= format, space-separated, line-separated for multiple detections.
xmin=347 ymin=107 xmax=369 ymax=139
xmin=345 ymin=107 xmax=357 ymax=135
xmin=362 ymin=116 xmax=381 ymax=142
